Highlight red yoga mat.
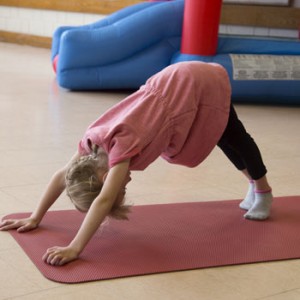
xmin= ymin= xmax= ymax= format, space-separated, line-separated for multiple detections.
xmin=3 ymin=196 xmax=300 ymax=283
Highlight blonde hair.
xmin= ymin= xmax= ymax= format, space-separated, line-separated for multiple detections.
xmin=65 ymin=149 xmax=130 ymax=220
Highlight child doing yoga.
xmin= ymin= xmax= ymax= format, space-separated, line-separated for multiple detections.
xmin=0 ymin=62 xmax=273 ymax=266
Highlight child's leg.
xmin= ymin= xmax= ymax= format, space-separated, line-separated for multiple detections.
xmin=218 ymin=104 xmax=273 ymax=220
xmin=217 ymin=123 xmax=257 ymax=210
xmin=217 ymin=141 xmax=255 ymax=210
xmin=218 ymin=135 xmax=255 ymax=210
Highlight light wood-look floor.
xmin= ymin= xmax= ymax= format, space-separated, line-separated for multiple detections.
xmin=0 ymin=42 xmax=299 ymax=300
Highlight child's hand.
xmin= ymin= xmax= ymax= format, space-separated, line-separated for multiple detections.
xmin=42 ymin=246 xmax=80 ymax=266
xmin=0 ymin=218 xmax=39 ymax=232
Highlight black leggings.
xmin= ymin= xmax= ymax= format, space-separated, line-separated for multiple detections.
xmin=217 ymin=105 xmax=267 ymax=180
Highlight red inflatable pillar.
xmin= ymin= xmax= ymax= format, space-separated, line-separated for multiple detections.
xmin=181 ymin=0 xmax=223 ymax=56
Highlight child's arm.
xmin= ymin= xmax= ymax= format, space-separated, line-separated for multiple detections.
xmin=0 ymin=152 xmax=80 ymax=232
xmin=42 ymin=159 xmax=130 ymax=266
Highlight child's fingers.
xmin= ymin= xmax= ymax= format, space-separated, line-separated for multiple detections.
xmin=0 ymin=219 xmax=36 ymax=232
xmin=42 ymin=247 xmax=57 ymax=264
xmin=44 ymin=250 xmax=62 ymax=265
xmin=17 ymin=222 xmax=37 ymax=233
xmin=58 ymin=257 xmax=69 ymax=266
xmin=17 ymin=225 xmax=31 ymax=233
xmin=0 ymin=219 xmax=12 ymax=227
xmin=42 ymin=251 xmax=49 ymax=262
xmin=0 ymin=220 xmax=19 ymax=231
xmin=43 ymin=247 xmax=76 ymax=266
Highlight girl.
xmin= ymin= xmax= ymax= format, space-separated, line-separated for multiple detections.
xmin=0 ymin=62 xmax=272 ymax=266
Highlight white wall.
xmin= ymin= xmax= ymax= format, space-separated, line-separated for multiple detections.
xmin=0 ymin=5 xmax=298 ymax=39
xmin=0 ymin=7 xmax=104 ymax=37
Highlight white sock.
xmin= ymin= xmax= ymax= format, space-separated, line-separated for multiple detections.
xmin=239 ymin=182 xmax=255 ymax=210
xmin=244 ymin=190 xmax=273 ymax=220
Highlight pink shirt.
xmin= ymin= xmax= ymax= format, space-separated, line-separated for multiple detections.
xmin=78 ymin=62 xmax=231 ymax=170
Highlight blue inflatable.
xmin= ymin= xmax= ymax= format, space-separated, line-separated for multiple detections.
xmin=52 ymin=0 xmax=300 ymax=104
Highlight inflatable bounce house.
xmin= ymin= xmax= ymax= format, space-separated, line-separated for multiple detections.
xmin=51 ymin=0 xmax=300 ymax=104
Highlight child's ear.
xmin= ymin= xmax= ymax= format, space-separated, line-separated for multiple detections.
xmin=92 ymin=144 xmax=99 ymax=157
xmin=87 ymin=139 xmax=99 ymax=157
xmin=87 ymin=138 xmax=93 ymax=150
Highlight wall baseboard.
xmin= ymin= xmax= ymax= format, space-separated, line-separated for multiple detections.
xmin=0 ymin=0 xmax=137 ymax=14
xmin=0 ymin=30 xmax=52 ymax=48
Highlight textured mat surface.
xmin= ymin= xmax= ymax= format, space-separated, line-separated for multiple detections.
xmin=3 ymin=196 xmax=300 ymax=283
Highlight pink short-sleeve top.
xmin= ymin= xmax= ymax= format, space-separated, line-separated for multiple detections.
xmin=78 ymin=61 xmax=231 ymax=170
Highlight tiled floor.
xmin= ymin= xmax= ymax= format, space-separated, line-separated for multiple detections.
xmin=0 ymin=42 xmax=300 ymax=300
